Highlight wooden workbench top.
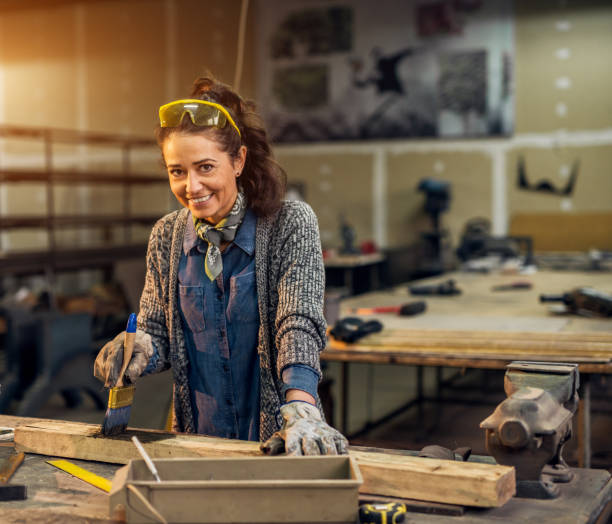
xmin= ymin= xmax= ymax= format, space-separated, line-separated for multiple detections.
xmin=323 ymin=270 xmax=612 ymax=372
xmin=0 ymin=416 xmax=609 ymax=524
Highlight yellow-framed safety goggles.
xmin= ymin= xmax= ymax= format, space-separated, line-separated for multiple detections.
xmin=158 ymin=99 xmax=241 ymax=138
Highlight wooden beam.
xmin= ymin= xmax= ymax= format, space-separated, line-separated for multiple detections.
xmin=12 ymin=419 xmax=515 ymax=508
xmin=14 ymin=421 xmax=260 ymax=462
xmin=351 ymin=450 xmax=515 ymax=508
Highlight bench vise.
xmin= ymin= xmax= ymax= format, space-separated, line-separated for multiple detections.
xmin=480 ymin=361 xmax=579 ymax=499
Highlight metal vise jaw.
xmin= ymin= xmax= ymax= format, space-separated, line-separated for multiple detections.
xmin=480 ymin=361 xmax=579 ymax=499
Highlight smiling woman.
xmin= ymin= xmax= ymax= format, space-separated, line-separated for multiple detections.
xmin=92 ymin=75 xmax=348 ymax=457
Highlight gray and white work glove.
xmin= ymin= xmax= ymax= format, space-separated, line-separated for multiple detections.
xmin=261 ymin=401 xmax=349 ymax=456
xmin=93 ymin=329 xmax=154 ymax=388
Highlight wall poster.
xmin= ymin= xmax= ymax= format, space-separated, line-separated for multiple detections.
xmin=256 ymin=0 xmax=514 ymax=143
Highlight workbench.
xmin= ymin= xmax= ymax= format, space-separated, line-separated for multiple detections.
xmin=0 ymin=416 xmax=610 ymax=524
xmin=322 ymin=270 xmax=612 ymax=467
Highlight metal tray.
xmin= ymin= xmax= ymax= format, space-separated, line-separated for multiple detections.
xmin=109 ymin=455 xmax=362 ymax=523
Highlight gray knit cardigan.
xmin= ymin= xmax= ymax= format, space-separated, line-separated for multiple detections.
xmin=137 ymin=200 xmax=328 ymax=441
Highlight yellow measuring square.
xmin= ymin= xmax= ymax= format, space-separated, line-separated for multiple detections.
xmin=47 ymin=459 xmax=112 ymax=493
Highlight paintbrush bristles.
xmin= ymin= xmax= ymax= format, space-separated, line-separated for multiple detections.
xmin=101 ymin=404 xmax=131 ymax=436
xmin=101 ymin=385 xmax=135 ymax=436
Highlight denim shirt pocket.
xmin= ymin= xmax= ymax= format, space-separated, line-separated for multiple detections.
xmin=227 ymin=271 xmax=259 ymax=324
xmin=179 ymin=284 xmax=206 ymax=332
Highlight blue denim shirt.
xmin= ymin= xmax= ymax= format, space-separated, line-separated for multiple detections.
xmin=176 ymin=209 xmax=319 ymax=441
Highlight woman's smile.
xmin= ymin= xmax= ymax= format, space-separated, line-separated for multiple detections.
xmin=189 ymin=193 xmax=214 ymax=212
xmin=190 ymin=193 xmax=213 ymax=205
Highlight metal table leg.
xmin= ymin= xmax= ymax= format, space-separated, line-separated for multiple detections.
xmin=583 ymin=376 xmax=591 ymax=469
xmin=578 ymin=375 xmax=591 ymax=469
xmin=417 ymin=366 xmax=424 ymax=420
xmin=341 ymin=362 xmax=349 ymax=436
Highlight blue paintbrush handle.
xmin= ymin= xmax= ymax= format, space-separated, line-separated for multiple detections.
xmin=126 ymin=312 xmax=137 ymax=333
xmin=117 ymin=313 xmax=137 ymax=387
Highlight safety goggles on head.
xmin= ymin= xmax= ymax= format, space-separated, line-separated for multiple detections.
xmin=158 ymin=99 xmax=241 ymax=138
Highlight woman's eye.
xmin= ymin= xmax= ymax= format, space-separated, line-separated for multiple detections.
xmin=168 ymin=168 xmax=184 ymax=178
xmin=199 ymin=163 xmax=214 ymax=173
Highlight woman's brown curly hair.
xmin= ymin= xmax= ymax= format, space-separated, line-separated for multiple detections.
xmin=156 ymin=76 xmax=286 ymax=217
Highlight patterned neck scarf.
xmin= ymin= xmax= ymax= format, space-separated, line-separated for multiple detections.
xmin=193 ymin=192 xmax=247 ymax=281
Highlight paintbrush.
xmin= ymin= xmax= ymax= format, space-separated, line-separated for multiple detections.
xmin=101 ymin=312 xmax=137 ymax=436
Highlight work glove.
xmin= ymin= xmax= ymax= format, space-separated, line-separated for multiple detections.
xmin=93 ymin=329 xmax=154 ymax=388
xmin=261 ymin=401 xmax=349 ymax=456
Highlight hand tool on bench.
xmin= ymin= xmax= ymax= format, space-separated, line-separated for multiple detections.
xmin=540 ymin=287 xmax=612 ymax=317
xmin=329 ymin=317 xmax=383 ymax=343
xmin=480 ymin=361 xmax=579 ymax=499
xmin=352 ymin=301 xmax=426 ymax=316
xmin=0 ymin=451 xmax=27 ymax=500
xmin=47 ymin=459 xmax=112 ymax=492
xmin=101 ymin=312 xmax=137 ymax=435
xmin=491 ymin=281 xmax=532 ymax=291
xmin=409 ymin=279 xmax=461 ymax=296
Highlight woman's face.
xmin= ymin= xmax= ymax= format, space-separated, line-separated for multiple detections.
xmin=163 ymin=132 xmax=246 ymax=224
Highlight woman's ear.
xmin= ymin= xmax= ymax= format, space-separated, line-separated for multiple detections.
xmin=235 ymin=145 xmax=247 ymax=177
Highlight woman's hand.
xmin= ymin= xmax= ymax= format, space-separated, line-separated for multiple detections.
xmin=260 ymin=401 xmax=349 ymax=456
xmin=93 ymin=330 xmax=155 ymax=388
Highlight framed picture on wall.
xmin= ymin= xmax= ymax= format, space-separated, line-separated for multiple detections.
xmin=256 ymin=0 xmax=514 ymax=143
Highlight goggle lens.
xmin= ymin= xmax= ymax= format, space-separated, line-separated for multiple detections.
xmin=159 ymin=99 xmax=240 ymax=137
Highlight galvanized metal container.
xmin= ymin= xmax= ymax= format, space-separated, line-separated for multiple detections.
xmin=109 ymin=455 xmax=362 ymax=523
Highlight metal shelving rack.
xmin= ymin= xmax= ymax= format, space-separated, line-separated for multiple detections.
xmin=0 ymin=124 xmax=168 ymax=279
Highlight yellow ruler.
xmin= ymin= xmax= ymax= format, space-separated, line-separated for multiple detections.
xmin=47 ymin=459 xmax=112 ymax=493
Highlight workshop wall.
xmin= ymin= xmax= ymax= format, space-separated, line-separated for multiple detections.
xmin=505 ymin=1 xmax=612 ymax=251
xmin=274 ymin=0 xmax=612 ymax=252
xmin=0 ymin=0 xmax=610 ymax=260
xmin=514 ymin=1 xmax=612 ymax=133
xmin=275 ymin=152 xmax=376 ymax=247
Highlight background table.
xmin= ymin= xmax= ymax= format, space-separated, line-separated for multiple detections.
xmin=322 ymin=270 xmax=612 ymax=467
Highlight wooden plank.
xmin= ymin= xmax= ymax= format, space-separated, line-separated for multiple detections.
xmin=325 ymin=342 xmax=612 ymax=360
xmin=352 ymin=450 xmax=515 ymax=508
xmin=329 ymin=328 xmax=612 ymax=353
xmin=324 ymin=327 xmax=612 ymax=371
xmin=322 ymin=351 xmax=612 ymax=374
xmin=373 ymin=328 xmax=612 ymax=343
xmin=14 ymin=421 xmax=260 ymax=463
xmin=12 ymin=419 xmax=515 ymax=508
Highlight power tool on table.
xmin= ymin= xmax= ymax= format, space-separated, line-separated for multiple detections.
xmin=480 ymin=361 xmax=579 ymax=499
xmin=539 ymin=287 xmax=612 ymax=317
